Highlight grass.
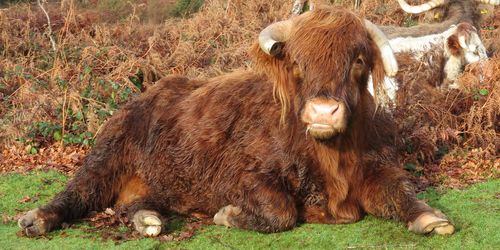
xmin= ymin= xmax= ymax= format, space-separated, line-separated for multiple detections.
xmin=0 ymin=171 xmax=498 ymax=249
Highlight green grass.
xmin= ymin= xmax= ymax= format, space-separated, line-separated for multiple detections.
xmin=0 ymin=171 xmax=499 ymax=249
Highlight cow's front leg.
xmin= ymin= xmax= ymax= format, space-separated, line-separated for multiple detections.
xmin=360 ymin=167 xmax=454 ymax=235
xmin=213 ymin=185 xmax=297 ymax=233
xmin=132 ymin=210 xmax=163 ymax=237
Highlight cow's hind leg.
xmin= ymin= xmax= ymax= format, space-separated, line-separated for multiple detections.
xmin=213 ymin=185 xmax=297 ymax=233
xmin=18 ymin=132 xmax=128 ymax=237
xmin=360 ymin=167 xmax=454 ymax=235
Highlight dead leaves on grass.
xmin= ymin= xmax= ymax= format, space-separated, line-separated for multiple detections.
xmin=18 ymin=195 xmax=40 ymax=204
xmin=1 ymin=144 xmax=86 ymax=175
xmin=82 ymin=208 xmax=205 ymax=244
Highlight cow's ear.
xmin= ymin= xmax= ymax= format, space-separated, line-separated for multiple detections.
xmin=268 ymin=42 xmax=286 ymax=59
xmin=250 ymin=42 xmax=292 ymax=123
xmin=250 ymin=42 xmax=288 ymax=71
xmin=446 ymin=34 xmax=462 ymax=57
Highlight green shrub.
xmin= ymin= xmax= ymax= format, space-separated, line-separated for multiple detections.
xmin=96 ymin=0 xmax=132 ymax=22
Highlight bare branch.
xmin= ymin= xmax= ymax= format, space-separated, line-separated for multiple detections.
xmin=37 ymin=0 xmax=57 ymax=52
xmin=292 ymin=0 xmax=307 ymax=16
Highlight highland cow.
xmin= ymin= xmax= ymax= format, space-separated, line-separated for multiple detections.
xmin=372 ymin=0 xmax=496 ymax=100
xmin=371 ymin=21 xmax=488 ymax=103
xmin=18 ymin=6 xmax=454 ymax=237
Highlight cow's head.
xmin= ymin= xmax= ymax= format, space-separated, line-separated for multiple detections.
xmin=253 ymin=7 xmax=397 ymax=140
xmin=444 ymin=22 xmax=487 ymax=84
xmin=446 ymin=22 xmax=487 ymax=64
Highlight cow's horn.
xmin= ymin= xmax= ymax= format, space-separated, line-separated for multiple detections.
xmin=397 ymin=0 xmax=447 ymax=14
xmin=364 ymin=20 xmax=398 ymax=77
xmin=259 ymin=20 xmax=293 ymax=57
xmin=476 ymin=0 xmax=500 ymax=5
xmin=291 ymin=0 xmax=314 ymax=16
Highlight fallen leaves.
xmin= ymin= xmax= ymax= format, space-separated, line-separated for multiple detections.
xmin=85 ymin=208 xmax=129 ymax=230
xmin=159 ymin=221 xmax=203 ymax=243
xmin=1 ymin=143 xmax=86 ymax=175
xmin=80 ymin=208 xmax=205 ymax=244
xmin=2 ymin=213 xmax=24 ymax=224
xmin=424 ymin=148 xmax=499 ymax=190
xmin=18 ymin=195 xmax=40 ymax=203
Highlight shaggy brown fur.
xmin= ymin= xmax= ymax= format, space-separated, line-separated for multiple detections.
xmin=18 ymin=6 xmax=449 ymax=236
xmin=380 ymin=0 xmax=481 ymax=38
xmin=395 ymin=49 xmax=448 ymax=103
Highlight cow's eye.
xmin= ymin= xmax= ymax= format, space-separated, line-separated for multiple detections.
xmin=355 ymin=56 xmax=365 ymax=65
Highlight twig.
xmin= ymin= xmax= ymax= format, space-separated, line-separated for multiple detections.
xmin=225 ymin=0 xmax=231 ymax=14
xmin=353 ymin=0 xmax=362 ymax=10
xmin=37 ymin=0 xmax=57 ymax=52
xmin=61 ymin=87 xmax=68 ymax=148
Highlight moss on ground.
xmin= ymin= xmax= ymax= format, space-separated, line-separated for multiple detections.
xmin=0 ymin=171 xmax=498 ymax=249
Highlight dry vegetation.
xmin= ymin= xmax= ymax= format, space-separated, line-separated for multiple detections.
xmin=0 ymin=0 xmax=498 ymax=189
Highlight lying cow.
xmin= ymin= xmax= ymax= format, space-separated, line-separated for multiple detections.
xmin=371 ymin=21 xmax=488 ymax=102
xmin=18 ymin=6 xmax=454 ymax=237
xmin=373 ymin=0 xmax=494 ymax=101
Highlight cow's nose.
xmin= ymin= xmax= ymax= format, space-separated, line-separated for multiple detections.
xmin=302 ymin=98 xmax=345 ymax=127
xmin=310 ymin=103 xmax=339 ymax=119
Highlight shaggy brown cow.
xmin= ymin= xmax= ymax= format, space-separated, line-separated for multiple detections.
xmin=18 ymin=6 xmax=454 ymax=237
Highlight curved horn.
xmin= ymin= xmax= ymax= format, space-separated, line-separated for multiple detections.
xmin=364 ymin=20 xmax=398 ymax=77
xmin=397 ymin=0 xmax=447 ymax=14
xmin=258 ymin=20 xmax=293 ymax=56
xmin=291 ymin=0 xmax=314 ymax=16
xmin=476 ymin=0 xmax=500 ymax=5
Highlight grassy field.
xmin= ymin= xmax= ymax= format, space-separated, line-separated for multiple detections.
xmin=0 ymin=171 xmax=499 ymax=249
xmin=0 ymin=0 xmax=499 ymax=249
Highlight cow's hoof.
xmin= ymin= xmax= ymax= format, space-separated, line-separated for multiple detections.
xmin=213 ymin=205 xmax=242 ymax=227
xmin=132 ymin=210 xmax=162 ymax=237
xmin=18 ymin=208 xmax=50 ymax=237
xmin=408 ymin=211 xmax=454 ymax=235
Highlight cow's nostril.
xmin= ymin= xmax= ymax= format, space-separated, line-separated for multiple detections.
xmin=311 ymin=104 xmax=318 ymax=115
xmin=331 ymin=104 xmax=339 ymax=115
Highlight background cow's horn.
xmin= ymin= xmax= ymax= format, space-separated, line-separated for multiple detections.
xmin=364 ymin=19 xmax=398 ymax=77
xmin=259 ymin=20 xmax=293 ymax=56
xmin=291 ymin=0 xmax=314 ymax=16
xmin=397 ymin=0 xmax=447 ymax=14
xmin=476 ymin=0 xmax=500 ymax=5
